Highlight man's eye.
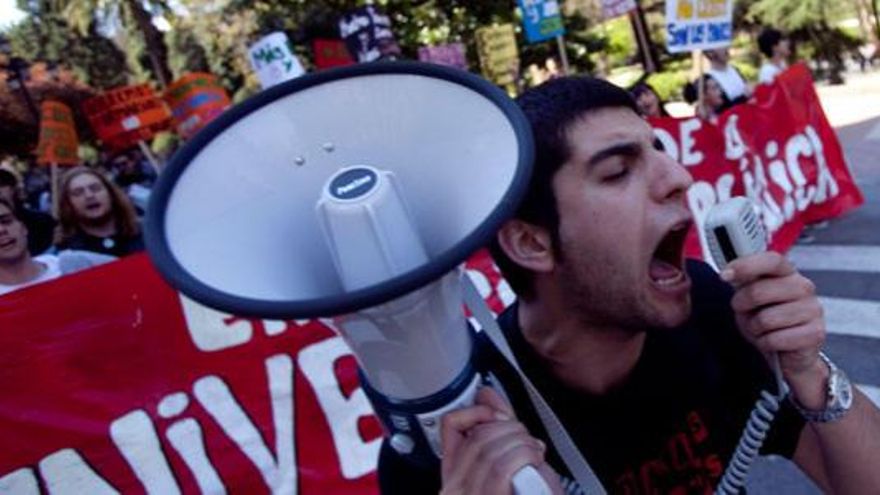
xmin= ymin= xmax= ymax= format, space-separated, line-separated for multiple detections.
xmin=602 ymin=165 xmax=628 ymax=182
xmin=653 ymin=138 xmax=665 ymax=152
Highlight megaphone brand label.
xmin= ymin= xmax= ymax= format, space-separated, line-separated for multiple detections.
xmin=330 ymin=168 xmax=379 ymax=200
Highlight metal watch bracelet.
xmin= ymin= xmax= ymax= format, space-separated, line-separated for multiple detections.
xmin=789 ymin=352 xmax=854 ymax=423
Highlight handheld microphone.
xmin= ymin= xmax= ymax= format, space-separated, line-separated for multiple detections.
xmin=704 ymin=197 xmax=789 ymax=495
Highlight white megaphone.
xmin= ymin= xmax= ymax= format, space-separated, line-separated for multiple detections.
xmin=145 ymin=62 xmax=550 ymax=492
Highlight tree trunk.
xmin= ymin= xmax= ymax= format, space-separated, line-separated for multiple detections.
xmin=629 ymin=0 xmax=662 ymax=74
xmin=126 ymin=0 xmax=171 ymax=87
xmin=873 ymin=0 xmax=880 ymax=42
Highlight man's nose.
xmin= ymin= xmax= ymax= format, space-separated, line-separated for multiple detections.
xmin=653 ymin=152 xmax=694 ymax=203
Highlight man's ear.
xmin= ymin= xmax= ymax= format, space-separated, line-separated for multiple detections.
xmin=496 ymin=219 xmax=555 ymax=274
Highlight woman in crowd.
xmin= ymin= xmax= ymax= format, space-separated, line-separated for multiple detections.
xmin=55 ymin=167 xmax=144 ymax=257
xmin=629 ymin=81 xmax=670 ymax=118
xmin=684 ymin=75 xmax=732 ymax=123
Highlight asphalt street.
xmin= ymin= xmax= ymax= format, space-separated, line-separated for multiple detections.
xmin=746 ymin=69 xmax=880 ymax=494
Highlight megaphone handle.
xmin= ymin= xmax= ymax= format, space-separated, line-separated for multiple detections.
xmin=512 ymin=465 xmax=554 ymax=495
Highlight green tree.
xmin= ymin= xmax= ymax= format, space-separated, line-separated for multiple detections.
xmin=6 ymin=0 xmax=128 ymax=89
xmin=749 ymin=0 xmax=861 ymax=83
xmin=54 ymin=0 xmax=173 ymax=86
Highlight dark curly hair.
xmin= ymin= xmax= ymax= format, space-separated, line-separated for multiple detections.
xmin=488 ymin=76 xmax=638 ymax=299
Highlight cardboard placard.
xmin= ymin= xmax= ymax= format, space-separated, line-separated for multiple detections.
xmin=36 ymin=101 xmax=79 ymax=166
xmin=665 ymin=0 xmax=734 ymax=53
xmin=164 ymin=73 xmax=231 ymax=139
xmin=82 ymin=85 xmax=172 ymax=151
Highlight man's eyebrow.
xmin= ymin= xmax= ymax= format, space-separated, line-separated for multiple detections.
xmin=587 ymin=141 xmax=642 ymax=166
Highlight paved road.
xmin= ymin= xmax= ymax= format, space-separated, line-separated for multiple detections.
xmin=746 ymin=71 xmax=880 ymax=494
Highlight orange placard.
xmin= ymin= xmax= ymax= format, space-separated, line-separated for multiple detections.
xmin=164 ymin=73 xmax=231 ymax=139
xmin=36 ymin=101 xmax=79 ymax=166
xmin=82 ymin=85 xmax=172 ymax=151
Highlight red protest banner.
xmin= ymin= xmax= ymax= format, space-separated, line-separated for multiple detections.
xmin=649 ymin=64 xmax=863 ymax=261
xmin=82 ymin=85 xmax=172 ymax=151
xmin=0 ymin=255 xmax=383 ymax=494
xmin=36 ymin=101 xmax=79 ymax=166
xmin=0 ymin=250 xmax=516 ymax=494
xmin=164 ymin=73 xmax=231 ymax=139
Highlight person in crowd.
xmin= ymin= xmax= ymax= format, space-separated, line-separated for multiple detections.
xmin=55 ymin=167 xmax=144 ymax=257
xmin=109 ymin=151 xmax=155 ymax=215
xmin=704 ymin=48 xmax=751 ymax=106
xmin=0 ymin=163 xmax=56 ymax=255
xmin=0 ymin=197 xmax=113 ymax=296
xmin=684 ymin=74 xmax=732 ymax=122
xmin=378 ymin=76 xmax=880 ymax=494
xmin=629 ymin=81 xmax=670 ymax=118
xmin=758 ymin=28 xmax=792 ymax=84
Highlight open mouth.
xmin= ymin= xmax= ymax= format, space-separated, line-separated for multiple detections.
xmin=0 ymin=238 xmax=16 ymax=250
xmin=649 ymin=220 xmax=692 ymax=287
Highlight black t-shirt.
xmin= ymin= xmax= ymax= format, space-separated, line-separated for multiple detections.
xmin=18 ymin=207 xmax=56 ymax=255
xmin=58 ymin=230 xmax=144 ymax=258
xmin=378 ymin=260 xmax=805 ymax=494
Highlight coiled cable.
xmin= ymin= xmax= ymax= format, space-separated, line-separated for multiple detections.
xmin=715 ymin=355 xmax=789 ymax=495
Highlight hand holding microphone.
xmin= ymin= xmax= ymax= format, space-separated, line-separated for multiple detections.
xmin=440 ymin=387 xmax=563 ymax=495
xmin=722 ymin=252 xmax=826 ymax=387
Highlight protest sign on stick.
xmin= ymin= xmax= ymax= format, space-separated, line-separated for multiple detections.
xmin=36 ymin=101 xmax=80 ymax=216
xmin=248 ymin=32 xmax=306 ymax=90
xmin=602 ymin=0 xmax=636 ymax=19
xmin=313 ymin=39 xmax=355 ymax=70
xmin=665 ymin=0 xmax=734 ymax=53
xmin=339 ymin=6 xmax=401 ymax=63
xmin=475 ymin=24 xmax=520 ymax=88
xmin=164 ymin=72 xmax=231 ymax=139
xmin=82 ymin=85 xmax=172 ymax=152
xmin=418 ymin=43 xmax=468 ymax=71
xmin=36 ymin=101 xmax=79 ymax=166
xmin=516 ymin=0 xmax=569 ymax=74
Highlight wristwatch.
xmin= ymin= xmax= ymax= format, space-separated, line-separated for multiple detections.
xmin=790 ymin=352 xmax=854 ymax=423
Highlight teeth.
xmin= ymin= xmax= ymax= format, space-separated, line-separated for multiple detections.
xmin=654 ymin=271 xmax=684 ymax=286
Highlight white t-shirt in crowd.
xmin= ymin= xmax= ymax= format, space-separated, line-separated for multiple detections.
xmin=0 ymin=251 xmax=116 ymax=296
xmin=707 ymin=65 xmax=748 ymax=101
xmin=759 ymin=62 xmax=786 ymax=84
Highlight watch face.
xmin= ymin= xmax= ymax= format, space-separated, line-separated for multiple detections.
xmin=831 ymin=368 xmax=854 ymax=410
xmin=838 ymin=378 xmax=854 ymax=409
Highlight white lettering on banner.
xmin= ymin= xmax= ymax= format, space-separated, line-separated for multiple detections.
xmin=3 ymin=338 xmax=374 ymax=493
xmin=194 ymin=355 xmax=297 ymax=494
xmin=180 ymin=295 xmax=322 ymax=352
xmin=724 ymin=116 xmax=746 ymax=160
xmin=110 ymin=411 xmax=181 ymax=494
xmin=767 ymin=153 xmax=797 ymax=221
xmin=742 ymin=155 xmax=785 ymax=235
xmin=804 ymin=126 xmax=841 ymax=203
xmin=783 ymin=135 xmax=817 ymax=211
xmin=38 ymin=449 xmax=119 ymax=494
xmin=654 ymin=128 xmax=679 ymax=162
xmin=0 ymin=468 xmax=39 ymax=494
xmin=180 ymin=294 xmax=252 ymax=352
xmin=466 ymin=269 xmax=494 ymax=327
xmin=298 ymin=337 xmax=381 ymax=480
xmin=166 ymin=419 xmax=227 ymax=495
xmin=680 ymin=118 xmax=704 ymax=166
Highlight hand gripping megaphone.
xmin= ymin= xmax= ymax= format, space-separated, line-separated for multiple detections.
xmin=145 ymin=62 xmax=549 ymax=492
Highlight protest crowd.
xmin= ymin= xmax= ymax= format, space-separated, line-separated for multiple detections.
xmin=2 ymin=1 xmax=879 ymax=494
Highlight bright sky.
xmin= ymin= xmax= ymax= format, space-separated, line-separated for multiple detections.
xmin=0 ymin=0 xmax=27 ymax=29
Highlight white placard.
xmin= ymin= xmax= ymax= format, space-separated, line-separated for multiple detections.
xmin=248 ymin=32 xmax=306 ymax=89
xmin=665 ymin=0 xmax=734 ymax=53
